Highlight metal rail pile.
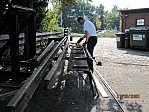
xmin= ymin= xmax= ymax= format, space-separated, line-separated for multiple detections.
xmin=0 ymin=37 xmax=127 ymax=112
xmin=6 ymin=37 xmax=68 ymax=112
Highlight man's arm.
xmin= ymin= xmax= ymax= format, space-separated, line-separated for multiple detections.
xmin=84 ymin=21 xmax=90 ymax=42
xmin=84 ymin=30 xmax=90 ymax=42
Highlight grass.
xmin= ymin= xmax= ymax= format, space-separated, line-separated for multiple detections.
xmin=71 ymin=30 xmax=117 ymax=38
xmin=97 ymin=30 xmax=117 ymax=38
xmin=71 ymin=33 xmax=84 ymax=37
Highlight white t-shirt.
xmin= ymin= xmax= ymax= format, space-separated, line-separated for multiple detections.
xmin=84 ymin=20 xmax=97 ymax=36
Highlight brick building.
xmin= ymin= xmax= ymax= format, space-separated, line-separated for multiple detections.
xmin=120 ymin=8 xmax=149 ymax=32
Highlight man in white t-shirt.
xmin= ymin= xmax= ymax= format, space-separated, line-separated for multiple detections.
xmin=77 ymin=17 xmax=97 ymax=72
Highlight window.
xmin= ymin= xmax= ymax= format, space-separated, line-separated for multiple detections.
xmin=136 ymin=19 xmax=144 ymax=26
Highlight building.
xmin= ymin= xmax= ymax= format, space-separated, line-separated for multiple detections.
xmin=120 ymin=8 xmax=149 ymax=32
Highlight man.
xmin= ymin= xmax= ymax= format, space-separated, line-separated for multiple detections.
xmin=77 ymin=17 xmax=97 ymax=72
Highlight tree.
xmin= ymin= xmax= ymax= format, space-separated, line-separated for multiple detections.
xmin=95 ymin=4 xmax=105 ymax=29
xmin=61 ymin=0 xmax=106 ymax=33
xmin=39 ymin=2 xmax=61 ymax=32
xmin=95 ymin=17 xmax=101 ymax=30
xmin=105 ymin=5 xmax=120 ymax=30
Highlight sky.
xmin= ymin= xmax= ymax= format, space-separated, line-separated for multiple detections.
xmin=48 ymin=0 xmax=149 ymax=11
xmin=90 ymin=0 xmax=149 ymax=11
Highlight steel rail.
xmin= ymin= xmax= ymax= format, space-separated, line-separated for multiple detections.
xmin=44 ymin=41 xmax=68 ymax=89
xmin=0 ymin=90 xmax=18 ymax=99
xmin=37 ymin=40 xmax=55 ymax=63
xmin=94 ymin=68 xmax=125 ymax=112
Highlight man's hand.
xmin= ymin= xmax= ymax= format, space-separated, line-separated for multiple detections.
xmin=83 ymin=41 xmax=87 ymax=46
xmin=77 ymin=36 xmax=85 ymax=44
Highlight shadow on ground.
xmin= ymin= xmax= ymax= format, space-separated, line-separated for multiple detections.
xmin=118 ymin=48 xmax=149 ymax=57
xmin=24 ymin=70 xmax=143 ymax=112
xmin=24 ymin=71 xmax=98 ymax=112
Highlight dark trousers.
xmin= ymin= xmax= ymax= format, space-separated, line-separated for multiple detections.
xmin=87 ymin=36 xmax=97 ymax=72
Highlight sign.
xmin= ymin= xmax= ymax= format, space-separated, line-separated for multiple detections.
xmin=133 ymin=34 xmax=143 ymax=41
xmin=116 ymin=37 xmax=120 ymax=41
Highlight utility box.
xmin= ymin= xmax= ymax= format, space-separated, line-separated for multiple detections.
xmin=115 ymin=32 xmax=125 ymax=48
xmin=129 ymin=27 xmax=149 ymax=49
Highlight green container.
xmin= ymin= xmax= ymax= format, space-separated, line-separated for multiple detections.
xmin=129 ymin=27 xmax=149 ymax=49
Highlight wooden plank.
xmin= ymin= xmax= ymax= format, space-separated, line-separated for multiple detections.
xmin=92 ymin=73 xmax=108 ymax=98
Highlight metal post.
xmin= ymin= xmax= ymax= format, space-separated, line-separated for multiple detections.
xmin=9 ymin=13 xmax=20 ymax=77
xmin=28 ymin=16 xmax=36 ymax=58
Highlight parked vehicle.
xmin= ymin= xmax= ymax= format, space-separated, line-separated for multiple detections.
xmin=96 ymin=30 xmax=107 ymax=33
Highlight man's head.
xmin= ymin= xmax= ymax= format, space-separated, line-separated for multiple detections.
xmin=77 ymin=17 xmax=85 ymax=25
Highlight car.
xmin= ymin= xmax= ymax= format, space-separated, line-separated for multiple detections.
xmin=96 ymin=30 xmax=107 ymax=33
xmin=96 ymin=30 xmax=102 ymax=33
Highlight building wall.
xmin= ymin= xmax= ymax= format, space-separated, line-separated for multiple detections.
xmin=121 ymin=11 xmax=149 ymax=32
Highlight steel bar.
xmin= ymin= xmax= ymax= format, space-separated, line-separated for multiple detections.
xmin=94 ymin=67 xmax=125 ymax=112
xmin=0 ymin=90 xmax=18 ymax=99
xmin=73 ymin=65 xmax=88 ymax=68
xmin=76 ymin=71 xmax=89 ymax=85
xmin=74 ymin=57 xmax=86 ymax=59
xmin=82 ymin=45 xmax=109 ymax=97
xmin=44 ymin=43 xmax=68 ymax=89
xmin=91 ymin=73 xmax=108 ymax=98
xmin=37 ymin=40 xmax=55 ymax=63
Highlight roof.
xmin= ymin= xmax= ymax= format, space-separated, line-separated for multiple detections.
xmin=120 ymin=8 xmax=149 ymax=12
xmin=120 ymin=8 xmax=149 ymax=14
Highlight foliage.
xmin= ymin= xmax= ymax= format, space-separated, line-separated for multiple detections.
xmin=105 ymin=5 xmax=120 ymax=31
xmin=39 ymin=2 xmax=61 ymax=32
xmin=61 ymin=0 xmax=77 ymax=8
xmin=61 ymin=0 xmax=106 ymax=33
xmin=95 ymin=17 xmax=101 ymax=29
